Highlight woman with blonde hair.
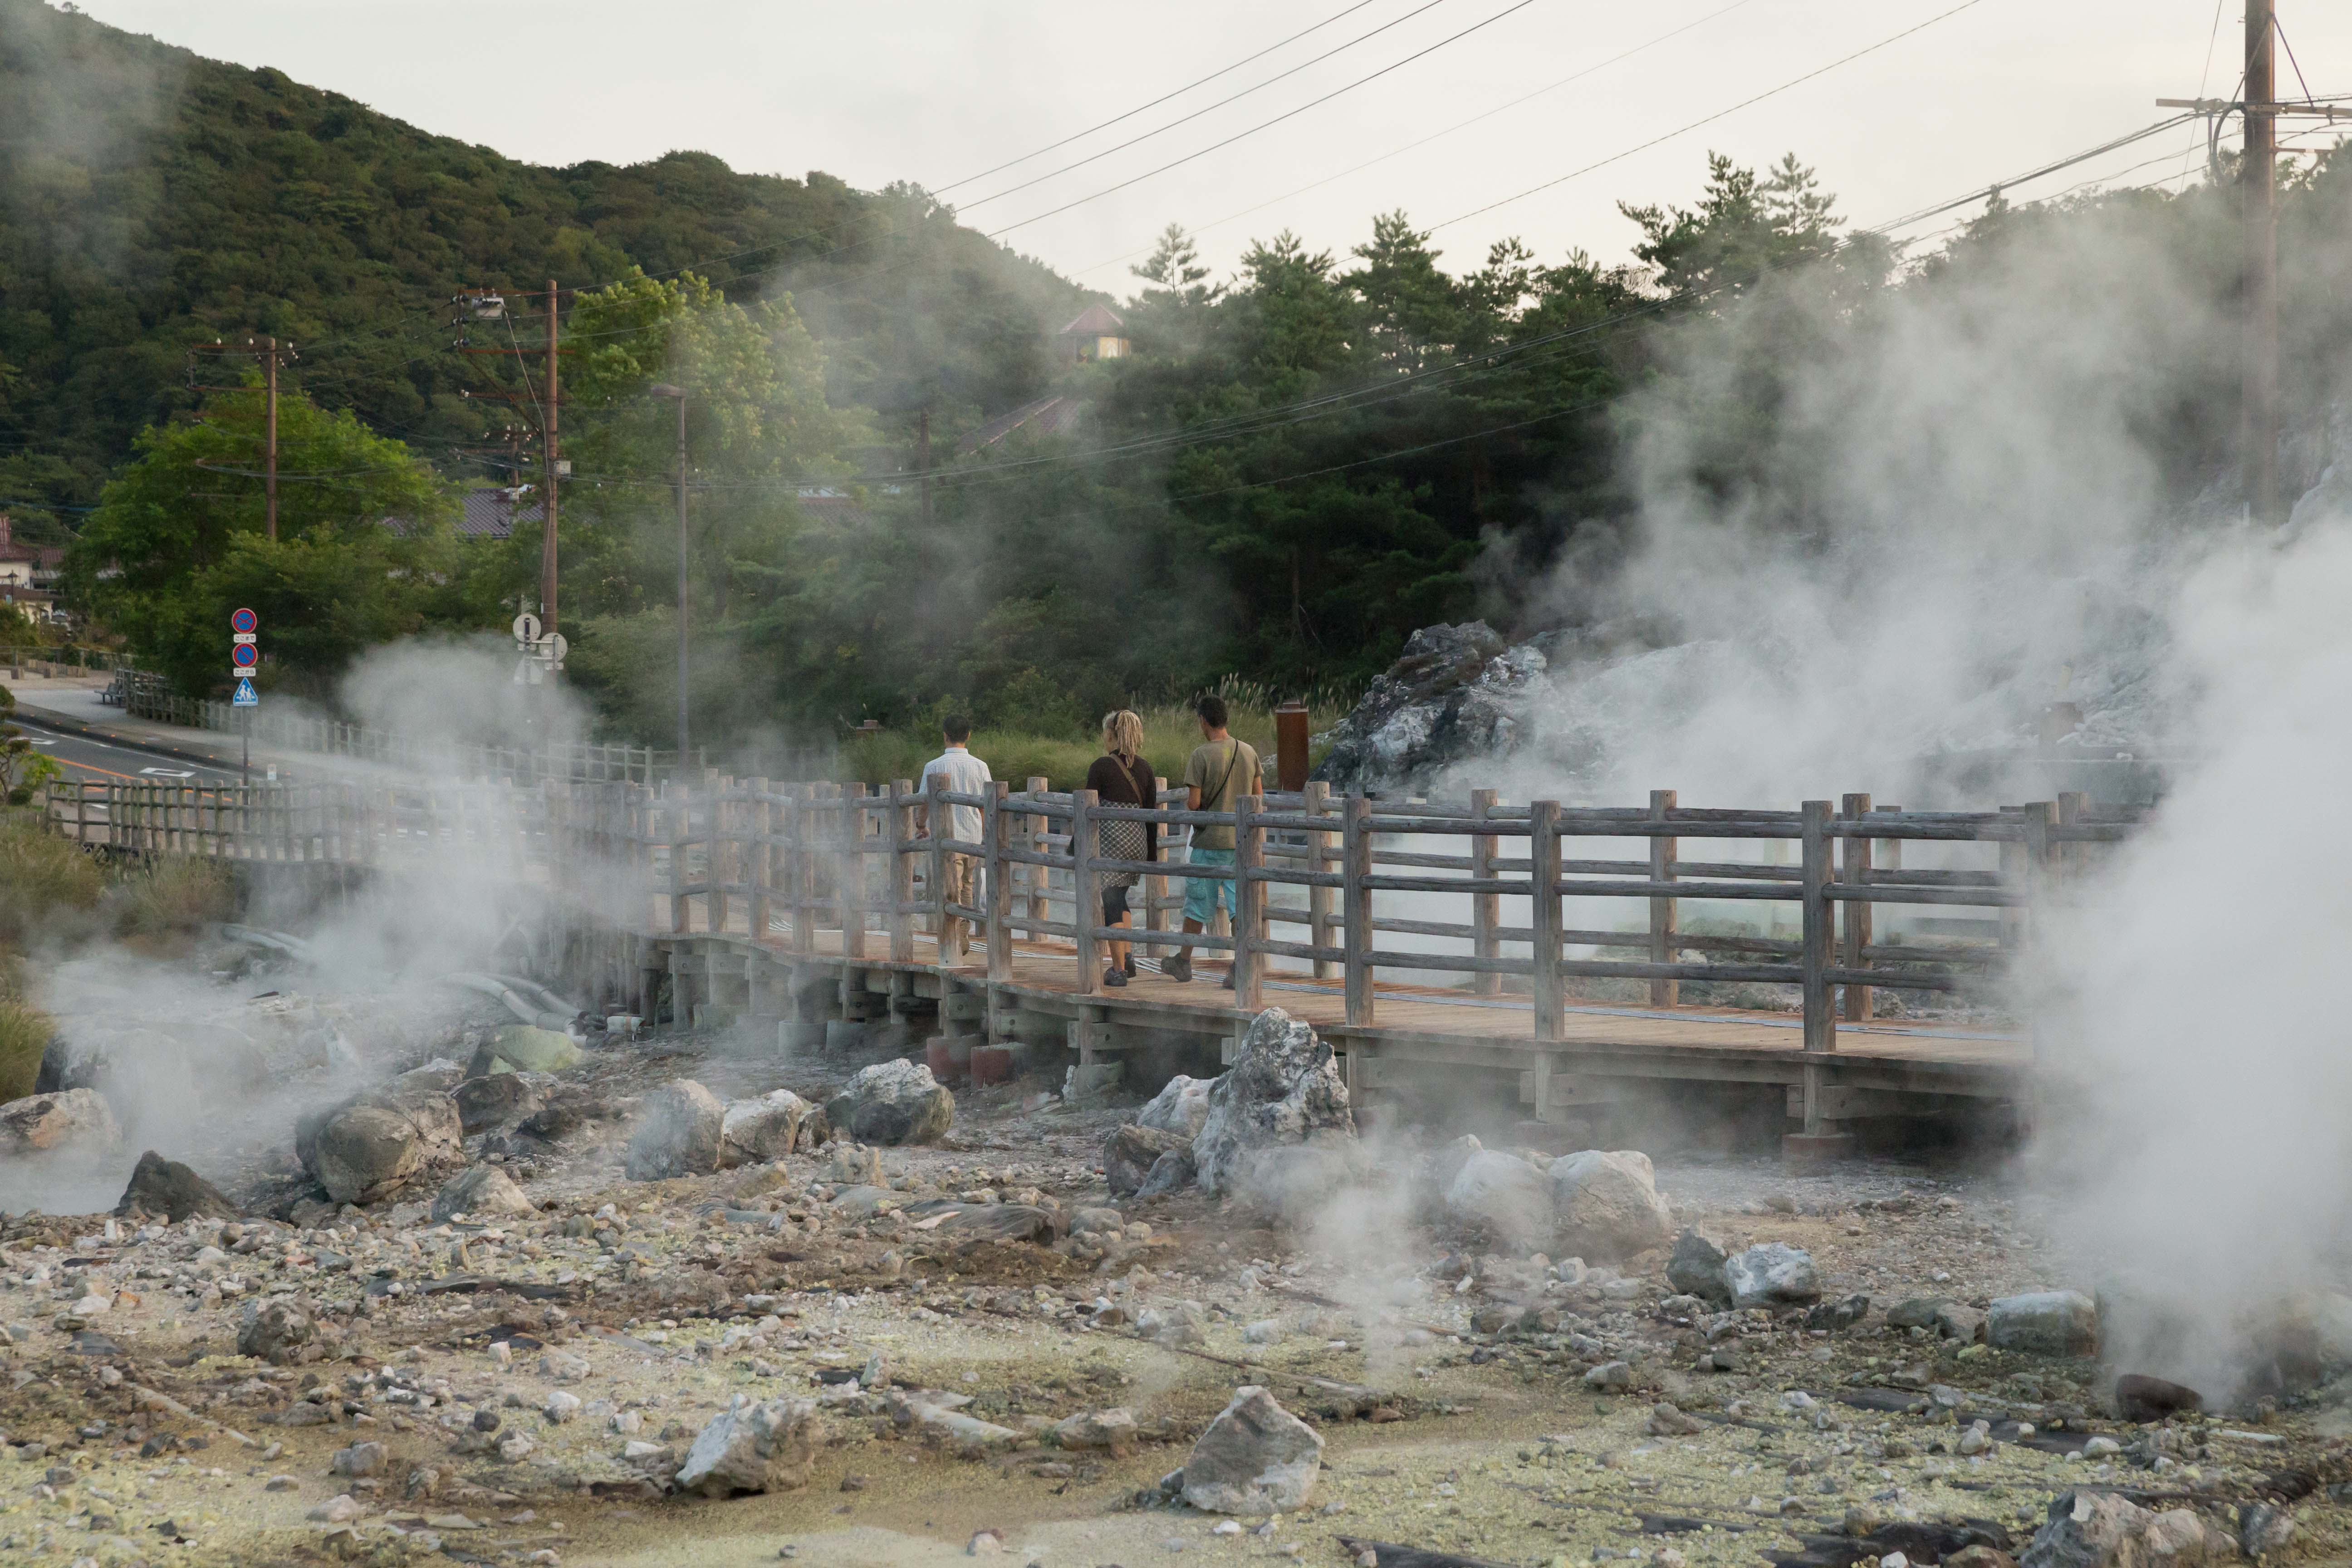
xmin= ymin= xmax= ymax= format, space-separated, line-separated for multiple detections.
xmin=1085 ymin=708 xmax=1157 ymax=987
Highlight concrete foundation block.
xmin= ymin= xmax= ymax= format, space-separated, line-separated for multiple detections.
xmin=1782 ymin=1130 xmax=1856 ymax=1171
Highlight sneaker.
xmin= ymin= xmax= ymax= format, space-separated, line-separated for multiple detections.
xmin=1103 ymin=966 xmax=1127 ymax=988
xmin=1123 ymin=956 xmax=1137 ymax=978
xmin=1163 ymin=952 xmax=1192 ymax=984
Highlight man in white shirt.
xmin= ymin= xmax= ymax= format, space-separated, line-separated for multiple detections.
xmin=913 ymin=715 xmax=991 ymax=961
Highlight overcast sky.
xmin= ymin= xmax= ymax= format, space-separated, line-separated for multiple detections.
xmin=69 ymin=0 xmax=2352 ymax=293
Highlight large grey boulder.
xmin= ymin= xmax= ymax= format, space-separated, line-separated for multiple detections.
xmin=115 ymin=1151 xmax=235 ymax=1222
xmin=824 ymin=1059 xmax=954 ymax=1146
xmin=1181 ymin=1386 xmax=1323 ymax=1514
xmin=672 ymin=1398 xmax=818 ymax=1496
xmin=2020 ymin=1489 xmax=2234 ymax=1568
xmin=720 ymin=1089 xmax=815 ymax=1168
xmin=1443 ymin=1150 xmax=1553 ymax=1251
xmin=1666 ymin=1229 xmax=1732 ymax=1308
xmin=1136 ymin=1073 xmax=1217 ymax=1137
xmin=1191 ymin=1010 xmax=1353 ymax=1200
xmin=1313 ymin=622 xmax=1546 ymax=795
xmin=1549 ymin=1149 xmax=1673 ymax=1259
xmin=454 ymin=1073 xmax=543 ymax=1136
xmin=430 ymin=1164 xmax=535 ymax=1223
xmin=626 ymin=1080 xmax=726 ymax=1180
xmin=1105 ymin=1123 xmax=1193 ymax=1196
xmin=299 ymin=1076 xmax=461 ymax=1205
xmin=0 ymin=1087 xmax=120 ymax=1156
xmin=1725 ymin=1243 xmax=1821 ymax=1308
xmin=1989 ymin=1291 xmax=2099 ymax=1356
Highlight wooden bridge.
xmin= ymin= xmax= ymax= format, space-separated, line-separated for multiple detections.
xmin=39 ymin=772 xmax=2141 ymax=1157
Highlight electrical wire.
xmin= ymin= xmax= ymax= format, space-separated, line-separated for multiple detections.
xmin=1430 ymin=0 xmax=1989 ymax=232
xmin=934 ymin=0 xmax=1387 ymax=194
xmin=984 ymin=0 xmax=1542 ymax=240
xmin=953 ymin=0 xmax=1456 ymax=212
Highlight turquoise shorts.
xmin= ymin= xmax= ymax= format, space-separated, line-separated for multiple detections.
xmin=1183 ymin=847 xmax=1238 ymax=924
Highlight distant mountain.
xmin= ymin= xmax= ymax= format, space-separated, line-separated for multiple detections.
xmin=0 ymin=0 xmax=1091 ymax=523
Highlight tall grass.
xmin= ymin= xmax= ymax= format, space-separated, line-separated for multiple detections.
xmin=0 ymin=998 xmax=49 ymax=1102
xmin=0 ymin=809 xmax=104 ymax=947
xmin=838 ymin=682 xmax=1356 ymax=791
xmin=113 ymin=857 xmax=236 ymax=939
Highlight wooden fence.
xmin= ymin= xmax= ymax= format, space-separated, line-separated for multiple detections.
xmin=40 ymin=772 xmax=2143 ymax=1063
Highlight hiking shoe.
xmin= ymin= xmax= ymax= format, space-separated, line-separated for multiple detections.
xmin=1123 ymin=956 xmax=1137 ymax=978
xmin=1220 ymin=968 xmax=1236 ymax=990
xmin=1163 ymin=952 xmax=1192 ymax=983
xmin=1103 ymin=966 xmax=1127 ymax=988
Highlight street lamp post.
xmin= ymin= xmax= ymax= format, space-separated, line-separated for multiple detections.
xmin=649 ymin=384 xmax=689 ymax=772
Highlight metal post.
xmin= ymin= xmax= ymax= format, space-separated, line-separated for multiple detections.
xmin=263 ymin=335 xmax=278 ymax=541
xmin=673 ymin=392 xmax=689 ymax=762
xmin=1529 ymin=800 xmax=1563 ymax=1044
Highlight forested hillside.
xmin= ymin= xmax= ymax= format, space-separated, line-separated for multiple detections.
xmin=0 ymin=0 xmax=1083 ymax=536
xmin=13 ymin=0 xmax=2352 ymax=750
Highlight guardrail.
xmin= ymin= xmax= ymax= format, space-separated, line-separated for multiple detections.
xmin=41 ymin=770 xmax=2145 ymax=1128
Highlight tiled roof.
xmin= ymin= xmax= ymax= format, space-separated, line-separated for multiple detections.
xmin=1058 ymin=304 xmax=1125 ymax=337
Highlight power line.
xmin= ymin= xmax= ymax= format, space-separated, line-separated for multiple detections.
xmin=1429 ymin=0 xmax=1990 ymax=232
xmin=1065 ymin=0 xmax=1764 ymax=280
xmin=934 ymin=0 xmax=1387 ymax=194
xmin=954 ymin=0 xmax=1456 ymax=213
xmin=985 ymin=0 xmax=1544 ymax=240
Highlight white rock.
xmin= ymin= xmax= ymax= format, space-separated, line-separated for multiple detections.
xmin=1181 ymin=1385 xmax=1323 ymax=1514
xmin=1549 ymin=1150 xmax=1674 ymax=1259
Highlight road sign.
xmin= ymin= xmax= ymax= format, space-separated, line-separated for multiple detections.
xmin=233 ymin=678 xmax=258 ymax=707
xmin=232 ymin=632 xmax=256 ymax=645
xmin=231 ymin=643 xmax=258 ymax=668
xmin=513 ymin=612 xmax=543 ymax=644
xmin=544 ymin=632 xmax=568 ymax=665
xmin=230 ymin=607 xmax=257 ymax=633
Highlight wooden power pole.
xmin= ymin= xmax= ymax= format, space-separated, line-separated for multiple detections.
xmin=2244 ymin=0 xmax=2279 ymax=524
xmin=263 ymin=334 xmax=279 ymax=540
xmin=542 ymin=278 xmax=562 ymax=632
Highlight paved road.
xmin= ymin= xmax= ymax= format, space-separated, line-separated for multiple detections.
xmin=13 ymin=713 xmax=250 ymax=784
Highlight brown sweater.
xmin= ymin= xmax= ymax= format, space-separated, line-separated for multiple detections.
xmin=1084 ymin=753 xmax=1159 ymax=862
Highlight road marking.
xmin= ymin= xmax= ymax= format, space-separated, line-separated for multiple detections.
xmin=139 ymin=767 xmax=197 ymax=778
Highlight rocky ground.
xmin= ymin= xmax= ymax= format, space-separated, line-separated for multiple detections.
xmin=3 ymin=988 xmax=2347 ymax=1568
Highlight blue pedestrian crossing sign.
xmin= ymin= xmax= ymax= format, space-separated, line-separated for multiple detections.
xmin=233 ymin=678 xmax=258 ymax=708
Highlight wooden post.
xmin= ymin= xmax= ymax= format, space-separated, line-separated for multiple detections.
xmin=1839 ymin=791 xmax=1872 ymax=1022
xmin=666 ymin=783 xmax=688 ymax=934
xmin=2019 ymin=800 xmax=2056 ymax=1071
xmin=1304 ymin=780 xmax=1337 ymax=980
xmin=1233 ymin=791 xmax=1263 ymax=1009
xmin=1529 ymin=800 xmax=1563 ymax=1044
xmin=1469 ymin=788 xmax=1501 ymax=996
xmin=1025 ymin=775 xmax=1050 ymax=933
xmin=1796 ymin=799 xmax=1839 ymax=1142
xmin=1072 ymin=789 xmax=1101 ymax=993
xmin=2055 ymin=790 xmax=2089 ymax=880
xmin=888 ymin=779 xmax=915 ymax=961
xmin=707 ymin=779 xmax=731 ymax=937
xmin=749 ymin=778 xmax=773 ymax=942
xmin=984 ymin=780 xmax=1013 ymax=983
xmin=841 ymin=784 xmax=870 ymax=959
xmin=1147 ymin=775 xmax=1171 ymax=949
xmin=1342 ymin=794 xmax=1373 ymax=1026
xmin=791 ymin=786 xmax=816 ymax=957
xmin=1647 ymin=789 xmax=1678 ymax=1008
xmin=926 ymin=772 xmax=948 ymax=959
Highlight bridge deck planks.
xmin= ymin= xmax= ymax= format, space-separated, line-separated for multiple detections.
xmin=652 ymin=899 xmax=2027 ymax=1091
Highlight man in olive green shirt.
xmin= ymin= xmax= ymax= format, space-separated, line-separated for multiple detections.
xmin=1166 ymin=695 xmax=1260 ymax=985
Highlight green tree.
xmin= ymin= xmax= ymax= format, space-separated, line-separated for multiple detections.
xmin=65 ymin=384 xmax=456 ymax=696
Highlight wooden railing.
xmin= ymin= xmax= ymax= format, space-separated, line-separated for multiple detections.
xmin=41 ymin=772 xmax=2144 ymax=1065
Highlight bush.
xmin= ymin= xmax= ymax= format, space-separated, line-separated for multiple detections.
xmin=0 ymin=998 xmax=50 ymax=1102
xmin=113 ymin=857 xmax=235 ymax=939
xmin=0 ymin=810 xmax=104 ymax=946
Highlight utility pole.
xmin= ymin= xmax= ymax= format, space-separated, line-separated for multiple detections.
xmin=2161 ymin=2 xmax=2347 ymax=523
xmin=187 ymin=337 xmax=296 ymax=539
xmin=263 ymin=335 xmax=279 ymax=540
xmin=2242 ymin=0 xmax=2280 ymax=523
xmin=542 ymin=279 xmax=562 ymax=632
xmin=916 ymin=407 xmax=933 ymax=528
